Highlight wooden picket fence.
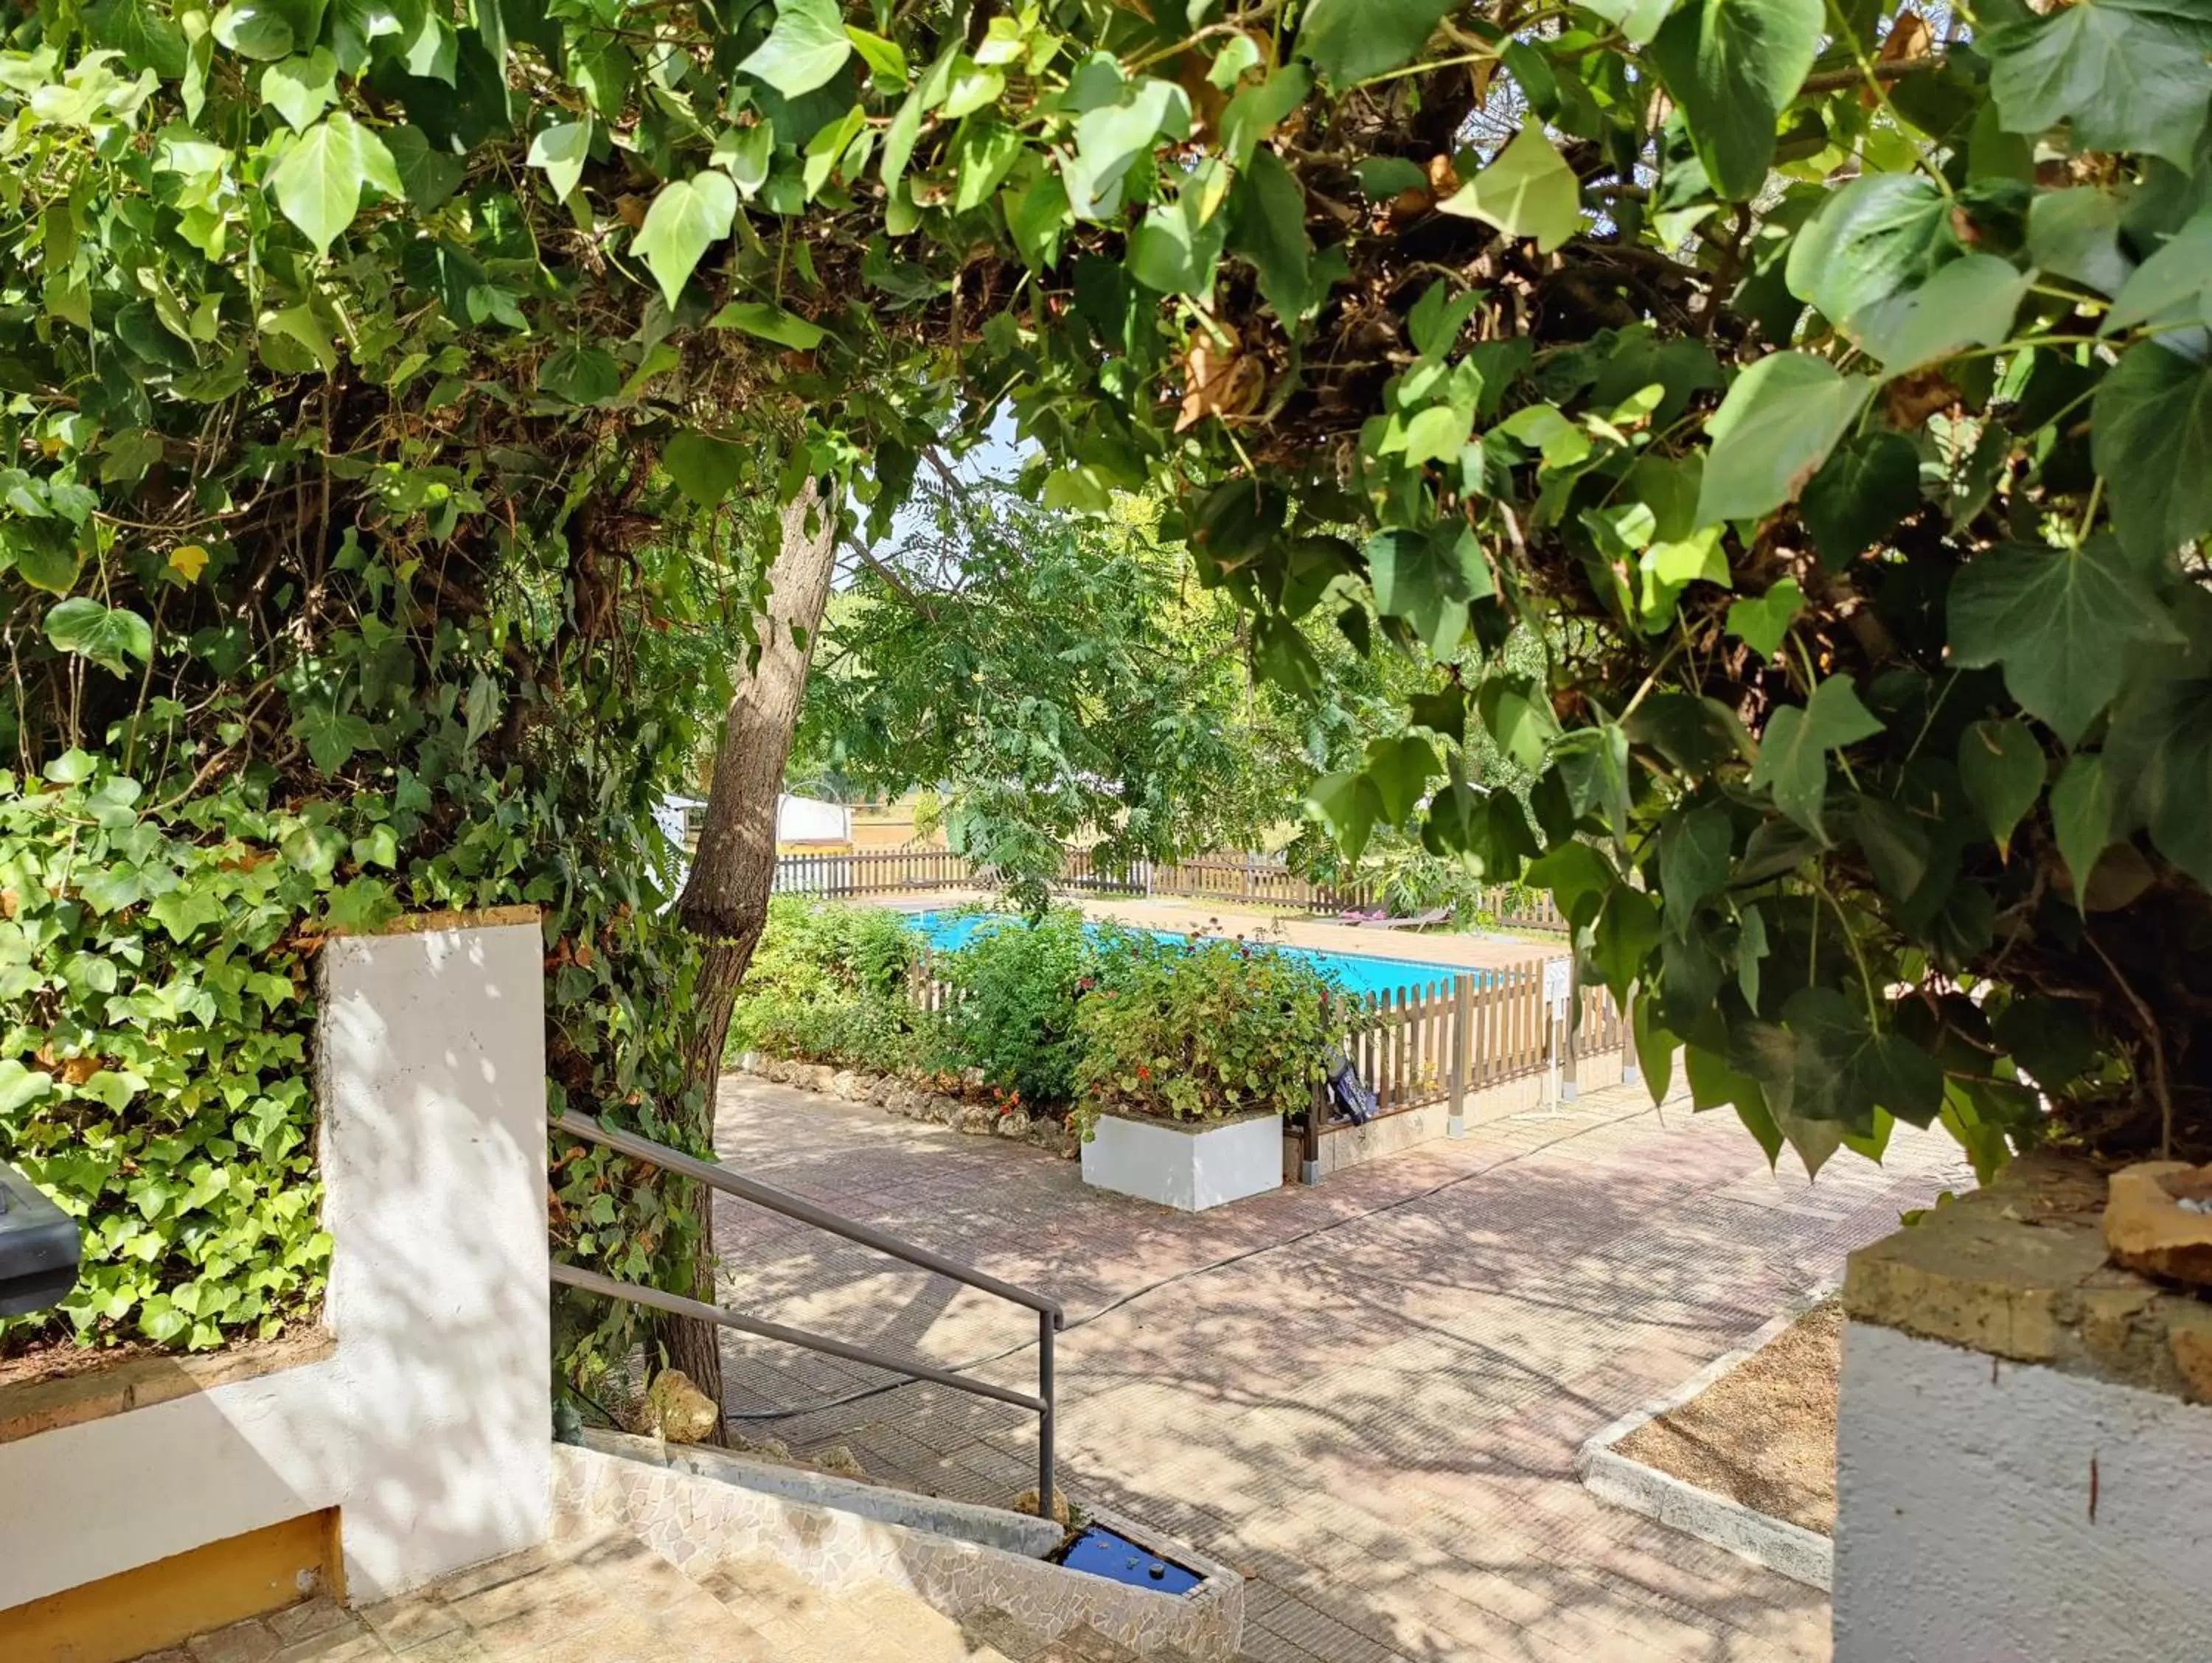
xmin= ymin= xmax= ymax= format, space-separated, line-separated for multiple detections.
xmin=1478 ymin=885 xmax=1569 ymax=932
xmin=906 ymin=948 xmax=960 ymax=1015
xmin=774 ymin=846 xmax=1382 ymax=913
xmin=1146 ymin=855 xmax=1377 ymax=914
xmin=772 ymin=848 xmax=973 ymax=897
xmin=1332 ymin=959 xmax=1622 ymax=1117
xmin=771 ymin=851 xmax=1575 ymax=938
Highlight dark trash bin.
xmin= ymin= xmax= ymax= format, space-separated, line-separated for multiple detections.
xmin=0 ymin=1161 xmax=79 ymax=1318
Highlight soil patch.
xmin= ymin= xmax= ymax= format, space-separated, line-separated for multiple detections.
xmin=1613 ymin=1300 xmax=1840 ymax=1535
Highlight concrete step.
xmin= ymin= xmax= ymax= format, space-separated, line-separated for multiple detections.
xmin=137 ymin=1530 xmax=782 ymax=1663
xmin=554 ymin=1436 xmax=1242 ymax=1660
xmin=956 ymin=1606 xmax=1207 ymax=1662
xmin=689 ymin=1551 xmax=1004 ymax=1662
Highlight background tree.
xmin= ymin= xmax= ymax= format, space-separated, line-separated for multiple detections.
xmin=794 ymin=481 xmax=1382 ymax=892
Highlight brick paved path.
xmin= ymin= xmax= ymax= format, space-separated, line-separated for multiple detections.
xmin=706 ymin=1076 xmax=1968 ymax=1662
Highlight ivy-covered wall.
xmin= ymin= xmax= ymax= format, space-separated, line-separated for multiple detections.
xmin=4 ymin=533 xmax=719 ymax=1391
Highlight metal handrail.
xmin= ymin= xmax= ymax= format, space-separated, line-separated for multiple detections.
xmin=551 ymin=1109 xmax=1062 ymax=1516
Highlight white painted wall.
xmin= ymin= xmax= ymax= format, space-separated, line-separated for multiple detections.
xmin=1834 ymin=1319 xmax=2212 ymax=1662
xmin=0 ymin=917 xmax=551 ymax=1608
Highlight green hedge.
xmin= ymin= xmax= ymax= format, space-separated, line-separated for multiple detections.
xmin=731 ymin=899 xmax=1335 ymax=1125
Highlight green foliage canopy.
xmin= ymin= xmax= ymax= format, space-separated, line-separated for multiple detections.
xmin=6 ymin=0 xmax=2211 ymax=1242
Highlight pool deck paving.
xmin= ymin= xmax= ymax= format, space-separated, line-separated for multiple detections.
xmin=706 ymin=1070 xmax=1968 ymax=1662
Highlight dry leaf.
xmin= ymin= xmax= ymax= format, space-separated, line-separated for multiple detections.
xmin=1863 ymin=10 xmax=1933 ymax=106
xmin=1176 ymin=327 xmax=1265 ymax=432
xmin=1884 ymin=368 xmax=1960 ymax=430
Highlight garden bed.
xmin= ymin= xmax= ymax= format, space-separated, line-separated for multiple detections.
xmin=729 ymin=898 xmax=1336 ymax=1176
xmin=1613 ymin=1300 xmax=1840 ymax=1535
xmin=1576 ymin=1294 xmax=1840 ymax=1589
xmin=737 ymin=1053 xmax=1085 ymax=1159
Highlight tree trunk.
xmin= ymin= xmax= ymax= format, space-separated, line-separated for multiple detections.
xmin=660 ymin=477 xmax=841 ymax=1427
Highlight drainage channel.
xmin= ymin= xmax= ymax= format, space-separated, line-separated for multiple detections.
xmin=1052 ymin=1524 xmax=1203 ymax=1594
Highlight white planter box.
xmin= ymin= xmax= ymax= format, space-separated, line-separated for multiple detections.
xmin=1081 ymin=1109 xmax=1282 ymax=1211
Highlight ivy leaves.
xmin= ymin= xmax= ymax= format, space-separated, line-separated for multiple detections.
xmin=1295 ymin=0 xmax=1460 ymax=86
xmin=269 ymin=111 xmax=402 ymax=254
xmin=1986 ymin=0 xmax=2212 ymax=167
xmin=1947 ymin=540 xmax=2183 ymax=746
xmin=738 ymin=0 xmax=852 ymax=99
xmin=1697 ymin=354 xmax=1872 ymax=523
xmin=1648 ymin=0 xmax=1823 ymax=199
xmin=633 ymin=171 xmax=739 ymax=305
xmin=44 ymin=598 xmax=152 ymax=675
xmin=2091 ymin=345 xmax=2212 ymax=562
xmin=1746 ymin=676 xmax=1884 ymax=837
xmin=1436 ymin=121 xmax=1581 ymax=253
xmin=1958 ymin=720 xmax=2045 ymax=857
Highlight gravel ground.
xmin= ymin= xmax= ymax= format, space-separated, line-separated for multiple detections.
xmin=1613 ymin=1300 xmax=1843 ymax=1534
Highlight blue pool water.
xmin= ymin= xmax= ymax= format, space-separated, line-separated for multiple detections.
xmin=898 ymin=910 xmax=1476 ymax=998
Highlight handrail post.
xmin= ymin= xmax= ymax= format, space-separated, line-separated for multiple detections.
xmin=1037 ymin=1308 xmax=1057 ymax=1521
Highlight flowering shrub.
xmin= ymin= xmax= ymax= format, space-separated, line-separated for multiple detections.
xmin=1072 ymin=938 xmax=1335 ymax=1131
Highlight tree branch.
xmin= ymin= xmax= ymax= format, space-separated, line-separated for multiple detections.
xmin=841 ymin=537 xmax=939 ymax=621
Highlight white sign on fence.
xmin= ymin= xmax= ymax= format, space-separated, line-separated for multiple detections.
xmin=1543 ymin=958 xmax=1573 ymax=1017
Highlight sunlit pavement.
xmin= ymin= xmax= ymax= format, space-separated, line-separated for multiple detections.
xmin=710 ymin=1073 xmax=1967 ymax=1662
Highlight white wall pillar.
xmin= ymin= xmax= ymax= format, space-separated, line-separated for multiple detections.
xmin=1834 ymin=1321 xmax=2212 ymax=1662
xmin=0 ymin=911 xmax=550 ymax=1609
xmin=317 ymin=910 xmax=552 ymax=1597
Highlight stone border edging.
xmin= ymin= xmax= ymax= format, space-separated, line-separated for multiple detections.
xmin=553 ymin=1440 xmax=1245 ymax=1658
xmin=735 ymin=1053 xmax=1084 ymax=1158
xmin=0 ymin=1331 xmax=335 ymax=1447
xmin=1573 ymin=1280 xmax=1838 ymax=1591
xmin=578 ymin=1427 xmax=1064 ymax=1558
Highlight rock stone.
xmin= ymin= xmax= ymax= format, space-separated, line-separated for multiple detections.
xmin=2170 ymin=1321 xmax=2212 ymax=1403
xmin=2104 ymin=1162 xmax=2212 ymax=1287
xmin=867 ymin=1074 xmax=896 ymax=1105
xmin=1011 ymin=1486 xmax=1071 ymax=1525
xmin=995 ymin=1109 xmax=1032 ymax=1140
xmin=830 ymin=1070 xmax=860 ymax=1100
xmin=644 ymin=1369 xmax=720 ymax=1444
xmin=956 ymin=1105 xmax=998 ymax=1135
xmin=929 ymin=1094 xmax=967 ymax=1126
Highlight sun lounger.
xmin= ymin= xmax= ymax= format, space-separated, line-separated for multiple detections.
xmin=1358 ymin=907 xmax=1449 ymax=930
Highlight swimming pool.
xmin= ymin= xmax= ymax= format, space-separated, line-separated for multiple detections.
xmin=897 ymin=909 xmax=1479 ymax=999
